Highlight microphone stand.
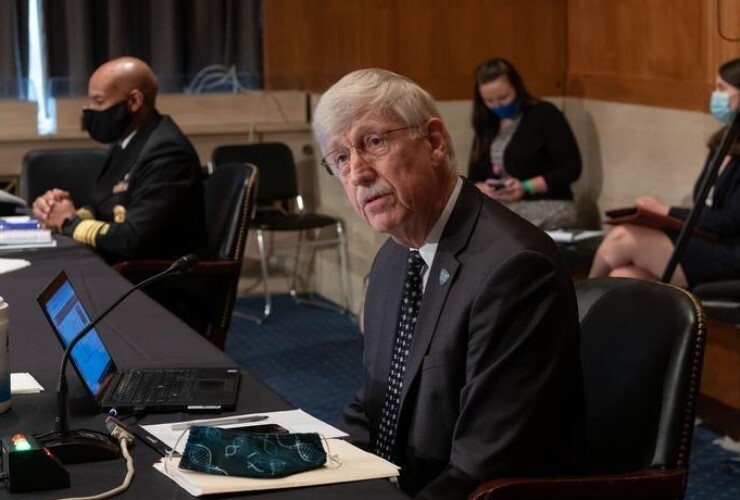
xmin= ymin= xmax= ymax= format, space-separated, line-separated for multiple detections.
xmin=36 ymin=255 xmax=198 ymax=463
xmin=662 ymin=110 xmax=740 ymax=283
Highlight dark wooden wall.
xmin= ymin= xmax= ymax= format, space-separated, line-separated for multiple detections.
xmin=263 ymin=0 xmax=567 ymax=100
xmin=263 ymin=0 xmax=740 ymax=111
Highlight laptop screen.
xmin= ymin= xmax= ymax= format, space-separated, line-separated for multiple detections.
xmin=39 ymin=272 xmax=115 ymax=396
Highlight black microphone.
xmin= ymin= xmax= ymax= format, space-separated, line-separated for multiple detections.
xmin=36 ymin=254 xmax=199 ymax=464
xmin=165 ymin=253 xmax=199 ymax=274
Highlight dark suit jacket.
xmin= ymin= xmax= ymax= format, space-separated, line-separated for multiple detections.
xmin=340 ymin=179 xmax=585 ymax=499
xmin=669 ymin=154 xmax=740 ymax=284
xmin=63 ymin=111 xmax=207 ymax=263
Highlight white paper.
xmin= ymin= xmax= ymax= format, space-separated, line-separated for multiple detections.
xmin=0 ymin=258 xmax=31 ymax=274
xmin=141 ymin=409 xmax=347 ymax=454
xmin=0 ymin=240 xmax=57 ymax=251
xmin=11 ymin=372 xmax=44 ymax=394
xmin=545 ymin=229 xmax=604 ymax=243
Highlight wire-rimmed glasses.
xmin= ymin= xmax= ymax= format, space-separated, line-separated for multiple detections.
xmin=321 ymin=126 xmax=417 ymax=176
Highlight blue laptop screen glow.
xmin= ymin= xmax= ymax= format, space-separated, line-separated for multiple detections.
xmin=44 ymin=280 xmax=112 ymax=395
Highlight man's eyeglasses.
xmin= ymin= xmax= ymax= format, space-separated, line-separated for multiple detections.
xmin=321 ymin=126 xmax=418 ymax=176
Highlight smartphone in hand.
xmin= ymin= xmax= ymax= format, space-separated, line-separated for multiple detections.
xmin=486 ymin=178 xmax=506 ymax=190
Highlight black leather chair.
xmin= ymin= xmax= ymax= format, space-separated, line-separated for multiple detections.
xmin=20 ymin=148 xmax=108 ymax=206
xmin=470 ymin=277 xmax=707 ymax=500
xmin=691 ymin=280 xmax=740 ymax=324
xmin=686 ymin=281 xmax=740 ymax=439
xmin=210 ymin=142 xmax=351 ymax=323
xmin=114 ymin=162 xmax=258 ymax=349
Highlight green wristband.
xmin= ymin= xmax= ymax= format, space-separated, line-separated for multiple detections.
xmin=522 ymin=179 xmax=536 ymax=195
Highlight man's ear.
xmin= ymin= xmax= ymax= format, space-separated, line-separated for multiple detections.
xmin=127 ymin=89 xmax=144 ymax=114
xmin=425 ymin=118 xmax=448 ymax=164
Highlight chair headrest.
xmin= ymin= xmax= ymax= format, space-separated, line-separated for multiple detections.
xmin=204 ymin=162 xmax=258 ymax=260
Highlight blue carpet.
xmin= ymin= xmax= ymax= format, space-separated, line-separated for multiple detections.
xmin=687 ymin=425 xmax=740 ymax=499
xmin=225 ymin=294 xmax=363 ymax=426
xmin=226 ymin=294 xmax=740 ymax=499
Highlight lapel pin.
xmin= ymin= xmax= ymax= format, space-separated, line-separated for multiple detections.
xmin=439 ymin=268 xmax=450 ymax=286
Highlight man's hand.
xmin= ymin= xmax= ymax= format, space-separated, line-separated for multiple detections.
xmin=635 ymin=196 xmax=669 ymax=216
xmin=32 ymin=189 xmax=75 ymax=231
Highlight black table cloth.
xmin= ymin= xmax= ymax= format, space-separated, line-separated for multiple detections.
xmin=0 ymin=237 xmax=406 ymax=499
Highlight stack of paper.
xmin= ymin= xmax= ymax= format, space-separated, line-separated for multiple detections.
xmin=0 ymin=216 xmax=56 ymax=250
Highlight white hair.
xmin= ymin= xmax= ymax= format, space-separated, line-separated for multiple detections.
xmin=312 ymin=68 xmax=456 ymax=169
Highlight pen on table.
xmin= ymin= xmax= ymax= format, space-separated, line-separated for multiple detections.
xmin=170 ymin=414 xmax=269 ymax=431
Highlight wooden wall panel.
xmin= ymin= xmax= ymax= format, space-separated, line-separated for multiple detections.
xmin=263 ymin=0 xmax=567 ymax=100
xmin=395 ymin=0 xmax=566 ymax=99
xmin=566 ymin=0 xmax=740 ymax=111
xmin=265 ymin=0 xmax=740 ymax=110
xmin=263 ymin=0 xmax=397 ymax=90
xmin=707 ymin=0 xmax=740 ymax=85
xmin=0 ymin=101 xmax=38 ymax=140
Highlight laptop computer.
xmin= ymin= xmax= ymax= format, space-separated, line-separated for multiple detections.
xmin=37 ymin=270 xmax=241 ymax=413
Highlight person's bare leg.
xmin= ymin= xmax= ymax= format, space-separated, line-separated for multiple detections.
xmin=589 ymin=225 xmax=641 ymax=278
xmin=588 ymin=225 xmax=689 ymax=287
xmin=610 ymin=265 xmax=659 ymax=281
xmin=589 ymin=244 xmax=613 ymax=278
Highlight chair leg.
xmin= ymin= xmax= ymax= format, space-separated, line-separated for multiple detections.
xmin=288 ymin=224 xmax=350 ymax=316
xmin=289 ymin=229 xmax=304 ymax=300
xmin=337 ymin=221 xmax=352 ymax=313
xmin=256 ymin=228 xmax=271 ymax=323
xmin=231 ymin=229 xmax=271 ymax=325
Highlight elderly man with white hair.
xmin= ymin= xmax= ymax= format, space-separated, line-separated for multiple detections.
xmin=312 ymin=68 xmax=586 ymax=499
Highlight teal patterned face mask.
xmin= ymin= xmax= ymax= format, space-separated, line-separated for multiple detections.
xmin=178 ymin=426 xmax=327 ymax=478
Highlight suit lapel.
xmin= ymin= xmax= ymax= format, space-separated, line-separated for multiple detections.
xmin=374 ymin=243 xmax=408 ymax=390
xmin=399 ymin=180 xmax=483 ymax=405
xmin=118 ymin=112 xmax=162 ymax=182
xmin=92 ymin=113 xmax=163 ymax=207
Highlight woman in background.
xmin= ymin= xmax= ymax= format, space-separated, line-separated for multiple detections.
xmin=589 ymin=58 xmax=740 ymax=287
xmin=469 ymin=58 xmax=582 ymax=229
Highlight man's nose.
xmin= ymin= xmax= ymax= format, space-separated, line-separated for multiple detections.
xmin=348 ymin=151 xmax=376 ymax=185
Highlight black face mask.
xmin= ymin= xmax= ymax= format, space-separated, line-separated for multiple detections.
xmin=81 ymin=100 xmax=132 ymax=144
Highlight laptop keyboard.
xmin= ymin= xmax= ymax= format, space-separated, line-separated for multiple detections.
xmin=112 ymin=369 xmax=192 ymax=404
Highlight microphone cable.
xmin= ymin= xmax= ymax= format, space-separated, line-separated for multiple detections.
xmin=57 ymin=417 xmax=135 ymax=500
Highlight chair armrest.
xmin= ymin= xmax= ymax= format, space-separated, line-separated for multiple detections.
xmin=113 ymin=259 xmax=241 ymax=277
xmin=693 ymin=280 xmax=740 ymax=303
xmin=113 ymin=259 xmax=171 ymax=275
xmin=190 ymin=260 xmax=241 ymax=276
xmin=468 ymin=468 xmax=686 ymax=500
